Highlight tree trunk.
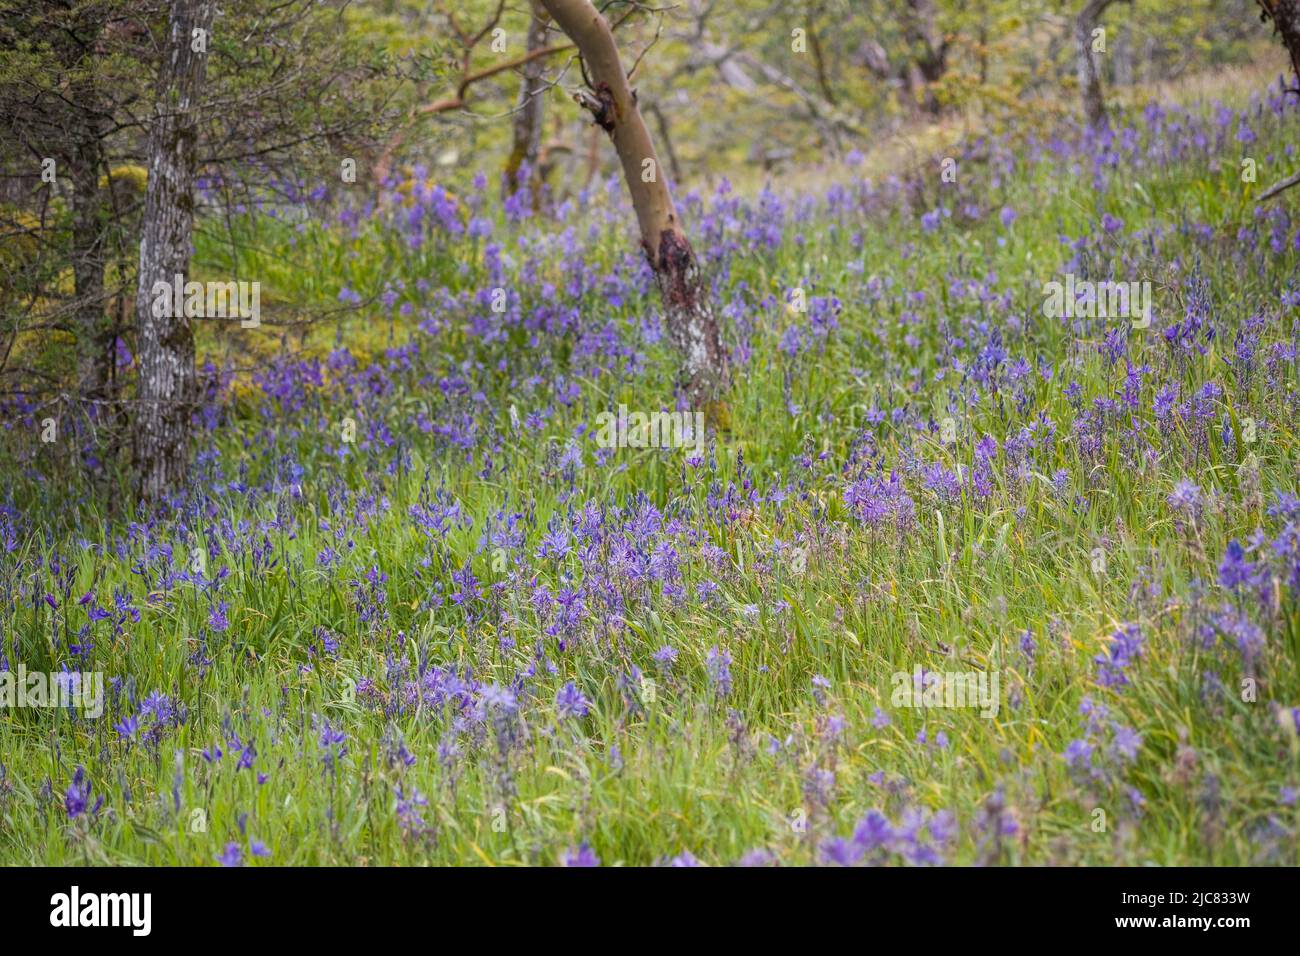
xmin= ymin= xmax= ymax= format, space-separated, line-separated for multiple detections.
xmin=978 ymin=19 xmax=989 ymax=86
xmin=1113 ymin=21 xmax=1133 ymax=87
xmin=133 ymin=0 xmax=213 ymax=501
xmin=537 ymin=0 xmax=726 ymax=403
xmin=503 ymin=0 xmax=550 ymax=203
xmin=69 ymin=79 xmax=112 ymax=412
xmin=902 ymin=0 xmax=947 ymax=116
xmin=807 ymin=10 xmax=837 ymax=106
xmin=1257 ymin=1 xmax=1300 ymax=83
xmin=1076 ymin=0 xmax=1115 ymax=129
xmin=647 ymin=102 xmax=683 ymax=185
xmin=1253 ymin=1 xmax=1300 ymax=202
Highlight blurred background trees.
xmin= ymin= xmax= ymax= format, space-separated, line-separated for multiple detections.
xmin=0 ymin=0 xmax=1288 ymax=501
xmin=1 ymin=0 xmax=403 ymax=497
xmin=388 ymin=0 xmax=1264 ymax=186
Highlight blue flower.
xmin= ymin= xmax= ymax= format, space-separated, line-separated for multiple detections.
xmin=217 ymin=842 xmax=242 ymax=867
xmin=706 ymin=646 xmax=733 ymax=697
xmin=561 ymin=842 xmax=600 ymax=867
xmin=64 ymin=766 xmax=91 ymax=818
xmin=555 ymin=681 xmax=590 ymax=720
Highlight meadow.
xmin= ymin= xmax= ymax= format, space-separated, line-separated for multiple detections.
xmin=1 ymin=69 xmax=1299 ymax=866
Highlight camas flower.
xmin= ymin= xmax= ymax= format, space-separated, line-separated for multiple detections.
xmin=65 ymin=766 xmax=93 ymax=818
xmin=560 ymin=842 xmax=599 ymax=867
xmin=555 ymin=681 xmax=591 ymax=720
xmin=706 ymin=646 xmax=733 ymax=697
xmin=1094 ymin=623 xmax=1144 ymax=689
xmin=217 ymin=842 xmax=242 ymax=867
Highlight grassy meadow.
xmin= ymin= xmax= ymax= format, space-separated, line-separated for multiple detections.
xmin=2 ymin=66 xmax=1299 ymax=866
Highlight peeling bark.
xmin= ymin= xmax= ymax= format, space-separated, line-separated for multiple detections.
xmin=538 ymin=0 xmax=726 ymax=403
xmin=133 ymin=0 xmax=214 ymax=501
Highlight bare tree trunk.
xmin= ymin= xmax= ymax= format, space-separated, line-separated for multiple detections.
xmin=1113 ymin=21 xmax=1133 ymax=86
xmin=538 ymin=0 xmax=726 ymax=403
xmin=536 ymin=115 xmax=573 ymax=189
xmin=1254 ymin=1 xmax=1300 ymax=201
xmin=133 ymin=0 xmax=213 ymax=501
xmin=503 ymin=0 xmax=550 ymax=202
xmin=1258 ymin=0 xmax=1300 ymax=83
xmin=902 ymin=0 xmax=947 ymax=116
xmin=978 ymin=18 xmax=989 ymax=85
xmin=647 ymin=102 xmax=683 ymax=185
xmin=582 ymin=122 xmax=601 ymax=188
xmin=48 ymin=11 xmax=115 ymax=417
xmin=69 ymin=80 xmax=111 ymax=410
xmin=1076 ymin=0 xmax=1117 ymax=129
xmin=806 ymin=2 xmax=838 ymax=106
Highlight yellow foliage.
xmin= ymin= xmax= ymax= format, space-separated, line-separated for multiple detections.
xmin=1 ymin=206 xmax=45 ymax=272
xmin=99 ymin=165 xmax=149 ymax=192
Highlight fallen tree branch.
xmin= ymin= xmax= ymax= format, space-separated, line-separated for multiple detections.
xmin=1257 ymin=167 xmax=1300 ymax=202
